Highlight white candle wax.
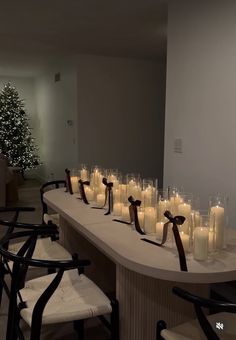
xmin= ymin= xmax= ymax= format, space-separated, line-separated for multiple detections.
xmin=70 ymin=176 xmax=78 ymax=193
xmin=113 ymin=189 xmax=121 ymax=203
xmin=194 ymin=211 xmax=201 ymax=228
xmin=85 ymin=187 xmax=94 ymax=201
xmin=193 ymin=227 xmax=209 ymax=260
xmin=179 ymin=231 xmax=190 ymax=252
xmin=113 ymin=202 xmax=123 ymax=216
xmin=170 ymin=194 xmax=183 ymax=215
xmin=119 ymin=184 xmax=127 ymax=203
xmin=138 ymin=211 xmax=144 ymax=228
xmin=97 ymin=193 xmax=105 ymax=205
xmin=158 ymin=200 xmax=170 ymax=222
xmin=210 ymin=206 xmax=225 ymax=249
xmin=178 ymin=203 xmax=191 ymax=234
xmin=122 ymin=206 xmax=130 ymax=222
xmin=93 ymin=170 xmax=101 ymax=187
xmin=156 ymin=222 xmax=164 ymax=240
xmin=208 ymin=230 xmax=215 ymax=252
xmin=144 ymin=207 xmax=156 ymax=234
xmin=143 ymin=186 xmax=152 ymax=206
xmin=99 ymin=183 xmax=105 ymax=194
xmin=80 ymin=169 xmax=88 ymax=181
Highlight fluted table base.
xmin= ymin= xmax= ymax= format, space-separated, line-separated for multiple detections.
xmin=59 ymin=216 xmax=209 ymax=340
xmin=116 ymin=264 xmax=209 ymax=340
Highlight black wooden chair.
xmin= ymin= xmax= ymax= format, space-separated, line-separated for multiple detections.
xmin=0 ymin=207 xmax=71 ymax=309
xmin=0 ymin=227 xmax=119 ymax=340
xmin=156 ymin=286 xmax=236 ymax=340
xmin=40 ymin=180 xmax=66 ymax=225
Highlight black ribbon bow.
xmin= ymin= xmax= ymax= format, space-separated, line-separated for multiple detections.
xmin=65 ymin=168 xmax=73 ymax=195
xmin=79 ymin=179 xmax=90 ymax=205
xmin=102 ymin=178 xmax=113 ymax=215
xmin=164 ymin=210 xmax=188 ymax=272
xmin=92 ymin=178 xmax=113 ymax=215
xmin=128 ymin=196 xmax=145 ymax=235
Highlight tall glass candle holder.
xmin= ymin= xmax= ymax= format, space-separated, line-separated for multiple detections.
xmin=121 ymin=202 xmax=130 ymax=222
xmin=142 ymin=179 xmax=157 ymax=235
xmin=79 ymin=164 xmax=89 ymax=181
xmin=70 ymin=168 xmax=79 ymax=194
xmin=177 ymin=195 xmax=193 ymax=235
xmin=209 ymin=195 xmax=228 ymax=250
xmin=157 ymin=189 xmax=171 ymax=222
xmin=126 ymin=173 xmax=142 ymax=200
xmin=113 ymin=188 xmax=123 ymax=216
xmin=91 ymin=166 xmax=103 ymax=201
xmin=169 ymin=187 xmax=184 ymax=215
xmin=193 ymin=215 xmax=209 ymax=261
xmin=107 ymin=169 xmax=119 ymax=189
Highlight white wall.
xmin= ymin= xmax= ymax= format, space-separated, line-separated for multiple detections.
xmin=35 ymin=65 xmax=78 ymax=181
xmin=76 ymin=55 xmax=166 ymax=183
xmin=164 ymin=0 xmax=236 ymax=224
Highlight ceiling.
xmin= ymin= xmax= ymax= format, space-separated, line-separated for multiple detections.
xmin=0 ymin=0 xmax=167 ymax=76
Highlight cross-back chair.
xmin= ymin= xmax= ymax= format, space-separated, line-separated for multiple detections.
xmin=156 ymin=286 xmax=236 ymax=340
xmin=0 ymin=227 xmax=119 ymax=340
xmin=0 ymin=207 xmax=71 ymax=308
xmin=40 ymin=180 xmax=66 ymax=225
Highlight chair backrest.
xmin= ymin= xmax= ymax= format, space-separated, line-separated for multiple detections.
xmin=172 ymin=286 xmax=236 ymax=340
xmin=0 ymin=207 xmax=36 ymax=249
xmin=40 ymin=180 xmax=66 ymax=216
xmin=0 ymin=227 xmax=90 ymax=340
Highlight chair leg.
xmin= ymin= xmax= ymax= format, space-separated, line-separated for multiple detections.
xmin=0 ymin=261 xmax=7 ymax=307
xmin=110 ymin=299 xmax=119 ymax=340
xmin=74 ymin=320 xmax=84 ymax=340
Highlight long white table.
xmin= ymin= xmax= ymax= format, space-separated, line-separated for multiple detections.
xmin=44 ymin=188 xmax=236 ymax=340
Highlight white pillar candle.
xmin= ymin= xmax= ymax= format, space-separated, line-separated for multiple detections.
xmin=208 ymin=230 xmax=215 ymax=252
xmin=178 ymin=203 xmax=191 ymax=234
xmin=80 ymin=169 xmax=88 ymax=181
xmin=193 ymin=227 xmax=209 ymax=260
xmin=113 ymin=188 xmax=121 ymax=203
xmin=85 ymin=187 xmax=94 ymax=201
xmin=156 ymin=222 xmax=164 ymax=240
xmin=170 ymin=194 xmax=183 ymax=215
xmin=158 ymin=200 xmax=170 ymax=222
xmin=113 ymin=202 xmax=123 ymax=216
xmin=70 ymin=176 xmax=78 ymax=193
xmin=210 ymin=206 xmax=225 ymax=249
xmin=97 ymin=193 xmax=105 ymax=205
xmin=98 ymin=183 xmax=105 ymax=194
xmin=122 ymin=206 xmax=130 ymax=222
xmin=179 ymin=231 xmax=190 ymax=252
xmin=138 ymin=211 xmax=144 ymax=228
xmin=119 ymin=184 xmax=127 ymax=203
xmin=194 ymin=211 xmax=201 ymax=228
xmin=144 ymin=207 xmax=156 ymax=234
xmin=143 ymin=186 xmax=152 ymax=206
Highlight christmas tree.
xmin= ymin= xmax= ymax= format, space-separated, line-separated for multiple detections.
xmin=0 ymin=83 xmax=40 ymax=170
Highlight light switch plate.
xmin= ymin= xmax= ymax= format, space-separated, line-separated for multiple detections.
xmin=174 ymin=138 xmax=183 ymax=153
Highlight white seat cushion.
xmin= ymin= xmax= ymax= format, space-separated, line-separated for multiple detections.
xmin=162 ymin=312 xmax=236 ymax=340
xmin=43 ymin=213 xmax=60 ymax=226
xmin=9 ymin=237 xmax=71 ymax=261
xmin=19 ymin=270 xmax=112 ymax=326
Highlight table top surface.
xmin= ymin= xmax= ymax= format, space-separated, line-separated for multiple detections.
xmin=44 ymin=188 xmax=236 ymax=283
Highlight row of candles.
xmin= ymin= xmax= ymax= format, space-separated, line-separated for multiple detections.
xmin=69 ymin=165 xmax=228 ymax=262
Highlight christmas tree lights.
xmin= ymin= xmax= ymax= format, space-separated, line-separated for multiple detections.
xmin=0 ymin=83 xmax=40 ymax=170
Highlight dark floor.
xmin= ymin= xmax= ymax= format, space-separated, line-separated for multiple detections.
xmin=0 ymin=179 xmax=110 ymax=340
